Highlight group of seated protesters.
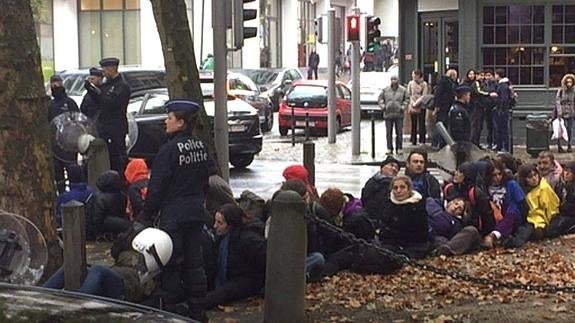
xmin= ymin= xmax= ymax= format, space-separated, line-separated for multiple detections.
xmin=46 ymin=149 xmax=575 ymax=314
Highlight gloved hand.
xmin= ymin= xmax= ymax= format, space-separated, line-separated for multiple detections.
xmin=84 ymin=80 xmax=102 ymax=95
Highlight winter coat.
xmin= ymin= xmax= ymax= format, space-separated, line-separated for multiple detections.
xmin=425 ymin=198 xmax=464 ymax=239
xmin=555 ymin=74 xmax=575 ymax=119
xmin=449 ymin=100 xmax=471 ymax=142
xmin=406 ymin=171 xmax=441 ymax=200
xmin=124 ymin=158 xmax=149 ymax=220
xmin=434 ymin=75 xmax=457 ymax=114
xmin=378 ymin=85 xmax=409 ymax=119
xmin=479 ymin=80 xmax=497 ymax=110
xmin=496 ymin=78 xmax=513 ymax=110
xmin=93 ymin=170 xmax=128 ymax=228
xmin=406 ymin=79 xmax=429 ymax=114
xmin=559 ymin=182 xmax=575 ymax=217
xmin=308 ymin=52 xmax=320 ymax=68
xmin=526 ymin=178 xmax=560 ymax=229
xmin=55 ymin=182 xmax=95 ymax=226
xmin=87 ymin=73 xmax=131 ymax=139
xmin=378 ymin=191 xmax=429 ymax=247
xmin=361 ymin=172 xmax=393 ymax=221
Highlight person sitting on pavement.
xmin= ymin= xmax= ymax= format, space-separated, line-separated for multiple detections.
xmin=448 ymin=84 xmax=472 ymax=142
xmin=482 ymin=160 xmax=527 ymax=249
xmin=205 ymin=174 xmax=237 ymax=224
xmin=90 ymin=170 xmax=131 ymax=239
xmin=361 ymin=156 xmax=401 ymax=222
xmin=505 ymin=165 xmax=560 ymax=248
xmin=55 ymin=164 xmax=94 ymax=228
xmin=124 ymin=158 xmax=149 ymax=222
xmin=378 ymin=75 xmax=409 ymax=155
xmin=547 ymin=162 xmax=575 ymax=238
xmin=405 ymin=149 xmax=441 ymax=200
xmin=282 ymin=164 xmax=319 ymax=202
xmin=377 ymin=175 xmax=431 ymax=259
xmin=494 ymin=152 xmax=521 ymax=176
xmin=426 ymin=197 xmax=480 ymax=256
xmin=45 ymin=227 xmax=172 ymax=303
xmin=537 ymin=151 xmax=564 ymax=196
xmin=193 ymin=204 xmax=266 ymax=310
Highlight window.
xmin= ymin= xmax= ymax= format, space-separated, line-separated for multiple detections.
xmin=550 ymin=5 xmax=575 ymax=87
xmin=78 ymin=0 xmax=140 ymax=67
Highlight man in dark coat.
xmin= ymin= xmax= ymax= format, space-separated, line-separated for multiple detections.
xmin=433 ymin=69 xmax=458 ymax=148
xmin=48 ymin=75 xmax=80 ymax=194
xmin=308 ymin=48 xmax=320 ymax=80
xmin=493 ymin=68 xmax=513 ymax=152
xmin=449 ymin=84 xmax=472 ymax=142
xmin=80 ymin=67 xmax=104 ymax=123
xmin=85 ymin=57 xmax=131 ymax=175
xmin=405 ymin=149 xmax=441 ymax=200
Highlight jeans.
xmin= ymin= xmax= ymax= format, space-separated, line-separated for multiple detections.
xmin=44 ymin=265 xmax=126 ymax=300
xmin=305 ymin=252 xmax=325 ymax=274
xmin=493 ymin=108 xmax=509 ymax=151
xmin=385 ymin=118 xmax=403 ymax=151
xmin=484 ymin=107 xmax=495 ymax=146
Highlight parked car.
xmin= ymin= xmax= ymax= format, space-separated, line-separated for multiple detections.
xmin=278 ymin=80 xmax=352 ymax=136
xmin=235 ymin=68 xmax=304 ymax=112
xmin=127 ymin=88 xmax=262 ymax=168
xmin=347 ymin=71 xmax=392 ymax=118
xmin=200 ymin=72 xmax=273 ymax=132
xmin=57 ymin=67 xmax=167 ymax=106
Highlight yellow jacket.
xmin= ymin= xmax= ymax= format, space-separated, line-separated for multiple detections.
xmin=526 ymin=177 xmax=560 ymax=229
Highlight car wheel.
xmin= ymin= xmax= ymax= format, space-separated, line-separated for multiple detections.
xmin=230 ymin=154 xmax=255 ymax=168
xmin=279 ymin=126 xmax=288 ymax=136
xmin=261 ymin=108 xmax=273 ymax=132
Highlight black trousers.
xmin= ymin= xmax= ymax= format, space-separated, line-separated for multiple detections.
xmin=410 ymin=111 xmax=426 ymax=144
xmin=103 ymin=134 xmax=128 ymax=178
xmin=470 ymin=106 xmax=484 ymax=146
xmin=547 ymin=215 xmax=575 ymax=238
xmin=197 ymin=277 xmax=263 ymax=310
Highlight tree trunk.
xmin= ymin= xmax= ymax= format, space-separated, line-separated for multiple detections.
xmin=149 ymin=0 xmax=218 ymax=168
xmin=0 ymin=0 xmax=61 ymax=279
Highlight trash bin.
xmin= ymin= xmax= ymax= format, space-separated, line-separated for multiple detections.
xmin=526 ymin=114 xmax=550 ymax=158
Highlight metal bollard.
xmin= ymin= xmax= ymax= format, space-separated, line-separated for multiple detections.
xmin=303 ymin=141 xmax=315 ymax=186
xmin=86 ymin=138 xmax=110 ymax=191
xmin=264 ymin=191 xmax=307 ymax=323
xmin=371 ymin=112 xmax=376 ymax=159
xmin=305 ymin=112 xmax=310 ymax=141
xmin=291 ymin=106 xmax=296 ymax=147
xmin=62 ymin=200 xmax=87 ymax=291
xmin=509 ymin=108 xmax=514 ymax=155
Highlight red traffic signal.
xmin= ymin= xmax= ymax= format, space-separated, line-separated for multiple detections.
xmin=347 ymin=15 xmax=360 ymax=41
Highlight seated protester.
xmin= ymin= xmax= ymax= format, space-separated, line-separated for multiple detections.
xmin=548 ymin=162 xmax=575 ymax=237
xmin=124 ymin=158 xmax=149 ymax=222
xmin=361 ymin=156 xmax=401 ymax=222
xmin=426 ymin=197 xmax=480 ymax=256
xmin=55 ymin=164 xmax=94 ymax=227
xmin=443 ymin=161 xmax=495 ymax=236
xmin=378 ymin=175 xmax=431 ymax=259
xmin=91 ymin=170 xmax=130 ymax=238
xmin=194 ymin=204 xmax=266 ymax=309
xmin=45 ymin=227 xmax=172 ymax=303
xmin=282 ymin=164 xmax=319 ymax=201
xmin=505 ymin=165 xmax=560 ymax=247
xmin=495 ymin=152 xmax=521 ymax=176
xmin=482 ymin=160 xmax=526 ymax=249
xmin=405 ymin=149 xmax=441 ymax=200
xmin=205 ymin=174 xmax=237 ymax=223
xmin=537 ymin=151 xmax=564 ymax=196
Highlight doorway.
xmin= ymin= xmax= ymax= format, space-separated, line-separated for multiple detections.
xmin=420 ymin=11 xmax=458 ymax=88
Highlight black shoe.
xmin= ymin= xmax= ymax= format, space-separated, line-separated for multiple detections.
xmin=559 ymin=147 xmax=565 ymax=153
xmin=568 ymin=146 xmax=573 ymax=153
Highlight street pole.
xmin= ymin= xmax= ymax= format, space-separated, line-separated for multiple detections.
xmin=351 ymin=7 xmax=361 ymax=156
xmin=327 ymin=8 xmax=336 ymax=144
xmin=213 ymin=0 xmax=229 ymax=182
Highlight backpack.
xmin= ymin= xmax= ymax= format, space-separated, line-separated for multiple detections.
xmin=238 ymin=190 xmax=266 ymax=220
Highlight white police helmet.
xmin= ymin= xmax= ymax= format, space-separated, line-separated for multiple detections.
xmin=131 ymin=228 xmax=173 ymax=275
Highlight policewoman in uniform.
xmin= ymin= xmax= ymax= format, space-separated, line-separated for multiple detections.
xmin=84 ymin=57 xmax=131 ymax=175
xmin=142 ymin=99 xmax=215 ymax=321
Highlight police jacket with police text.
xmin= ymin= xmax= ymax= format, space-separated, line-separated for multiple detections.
xmin=143 ymin=130 xmax=215 ymax=223
xmin=88 ymin=73 xmax=131 ymax=137
xmin=48 ymin=94 xmax=79 ymax=122
xmin=449 ymin=100 xmax=471 ymax=142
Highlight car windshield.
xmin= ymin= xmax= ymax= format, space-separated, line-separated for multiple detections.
xmin=286 ymin=85 xmax=327 ymax=107
xmin=61 ymin=74 xmax=87 ymax=96
xmin=242 ymin=70 xmax=279 ymax=85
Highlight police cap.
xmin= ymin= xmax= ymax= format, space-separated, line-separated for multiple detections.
xmin=49 ymin=75 xmax=62 ymax=83
xmin=455 ymin=84 xmax=472 ymax=96
xmin=89 ymin=68 xmax=103 ymax=77
xmin=165 ymin=99 xmax=201 ymax=114
xmin=99 ymin=57 xmax=120 ymax=67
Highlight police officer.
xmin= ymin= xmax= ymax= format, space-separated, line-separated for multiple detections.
xmin=48 ymin=75 xmax=80 ymax=194
xmin=80 ymin=67 xmax=103 ymax=123
xmin=449 ymin=84 xmax=472 ymax=142
xmin=84 ymin=57 xmax=131 ymax=176
xmin=142 ymin=99 xmax=215 ymax=321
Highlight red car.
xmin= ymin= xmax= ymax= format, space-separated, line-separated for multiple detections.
xmin=278 ymin=80 xmax=352 ymax=136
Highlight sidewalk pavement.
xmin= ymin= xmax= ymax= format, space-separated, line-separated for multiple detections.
xmin=256 ymin=118 xmax=575 ymax=168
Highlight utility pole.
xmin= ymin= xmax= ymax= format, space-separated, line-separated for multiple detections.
xmin=327 ymin=8 xmax=337 ymax=144
xmin=213 ymin=0 xmax=229 ymax=181
xmin=351 ymin=7 xmax=361 ymax=156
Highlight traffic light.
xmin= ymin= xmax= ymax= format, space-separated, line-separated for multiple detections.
xmin=365 ymin=16 xmax=381 ymax=44
xmin=314 ymin=17 xmax=324 ymax=43
xmin=347 ymin=15 xmax=360 ymax=42
xmin=232 ymin=0 xmax=258 ymax=49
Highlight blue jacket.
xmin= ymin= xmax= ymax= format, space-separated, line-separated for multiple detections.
xmin=55 ymin=183 xmax=95 ymax=226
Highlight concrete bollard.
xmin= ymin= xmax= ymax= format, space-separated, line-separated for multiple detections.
xmin=303 ymin=141 xmax=315 ymax=186
xmin=62 ymin=200 xmax=87 ymax=291
xmin=86 ymin=138 xmax=110 ymax=190
xmin=264 ymin=190 xmax=307 ymax=323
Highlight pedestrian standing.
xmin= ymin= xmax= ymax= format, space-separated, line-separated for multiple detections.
xmin=480 ymin=69 xmax=498 ymax=149
xmin=142 ymin=99 xmax=216 ymax=322
xmin=554 ymin=73 xmax=575 ymax=153
xmin=406 ymin=69 xmax=429 ymax=145
xmin=80 ymin=68 xmax=103 ymax=122
xmin=48 ymin=74 xmax=80 ymax=194
xmin=461 ymin=69 xmax=483 ymax=146
xmin=84 ymin=57 xmax=131 ymax=176
xmin=433 ymin=69 xmax=458 ymax=148
xmin=308 ymin=48 xmax=320 ymax=80
xmin=449 ymin=85 xmax=472 ymax=142
xmin=378 ymin=75 xmax=409 ymax=155
xmin=493 ymin=68 xmax=513 ymax=152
